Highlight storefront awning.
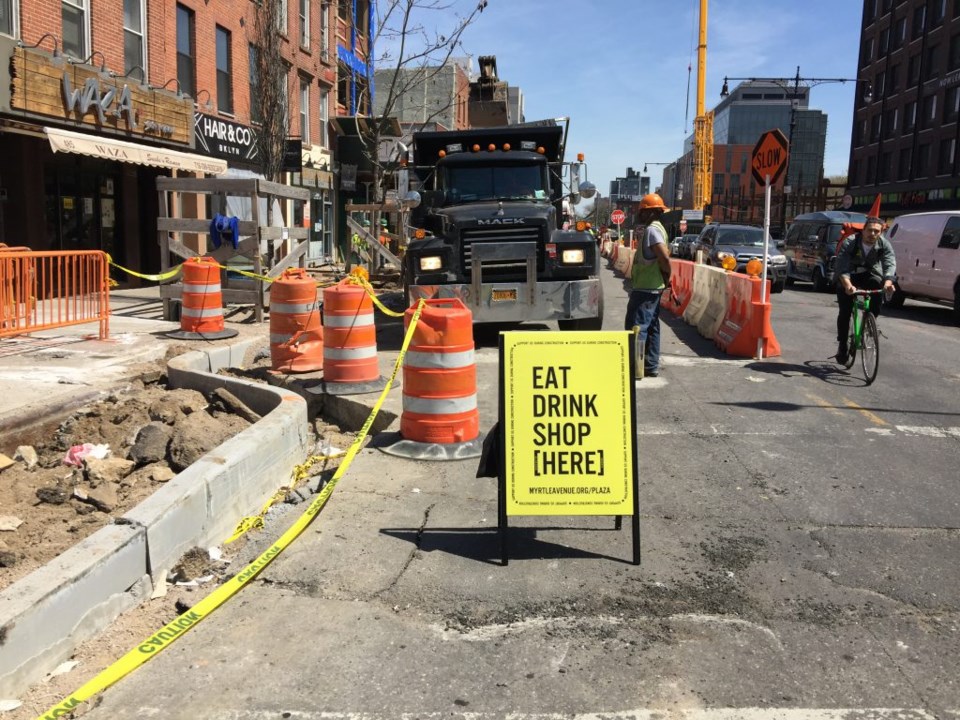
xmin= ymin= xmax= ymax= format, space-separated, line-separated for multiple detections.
xmin=44 ymin=127 xmax=227 ymax=175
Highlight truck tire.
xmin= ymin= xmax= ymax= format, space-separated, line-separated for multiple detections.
xmin=558 ymin=290 xmax=604 ymax=330
xmin=771 ymin=278 xmax=785 ymax=294
xmin=812 ymin=267 xmax=828 ymax=293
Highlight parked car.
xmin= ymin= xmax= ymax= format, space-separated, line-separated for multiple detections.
xmin=678 ymin=233 xmax=700 ymax=259
xmin=694 ymin=223 xmax=788 ymax=292
xmin=783 ymin=210 xmax=868 ymax=292
xmin=886 ymin=211 xmax=960 ymax=322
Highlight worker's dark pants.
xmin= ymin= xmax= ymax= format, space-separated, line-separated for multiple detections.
xmin=836 ymin=272 xmax=882 ymax=346
xmin=625 ymin=289 xmax=663 ymax=374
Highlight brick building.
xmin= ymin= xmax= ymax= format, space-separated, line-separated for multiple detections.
xmin=0 ymin=0 xmax=373 ymax=273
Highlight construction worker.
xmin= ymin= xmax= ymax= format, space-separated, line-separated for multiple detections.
xmin=625 ymin=193 xmax=673 ymax=378
xmin=379 ymin=218 xmax=390 ymax=246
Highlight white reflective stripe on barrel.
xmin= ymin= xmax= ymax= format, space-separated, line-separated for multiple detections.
xmin=270 ymin=302 xmax=318 ymax=314
xmin=323 ymin=312 xmax=374 ymax=327
xmin=402 ymin=394 xmax=478 ymax=415
xmin=404 ymin=349 xmax=475 ymax=369
xmin=181 ymin=306 xmax=223 ymax=318
xmin=323 ymin=345 xmax=378 ymax=360
xmin=182 ymin=283 xmax=222 ymax=293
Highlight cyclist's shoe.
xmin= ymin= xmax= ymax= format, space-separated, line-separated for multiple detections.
xmin=835 ymin=342 xmax=848 ymax=365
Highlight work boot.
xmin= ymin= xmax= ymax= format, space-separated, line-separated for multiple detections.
xmin=835 ymin=341 xmax=848 ymax=365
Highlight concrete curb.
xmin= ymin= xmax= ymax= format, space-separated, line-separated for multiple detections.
xmin=0 ymin=341 xmax=310 ymax=698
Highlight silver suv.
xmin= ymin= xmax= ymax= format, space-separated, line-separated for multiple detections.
xmin=694 ymin=223 xmax=788 ymax=293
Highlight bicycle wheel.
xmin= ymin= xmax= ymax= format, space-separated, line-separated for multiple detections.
xmin=844 ymin=316 xmax=857 ymax=369
xmin=860 ymin=312 xmax=879 ymax=384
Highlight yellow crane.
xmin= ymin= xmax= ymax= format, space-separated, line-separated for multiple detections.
xmin=692 ymin=0 xmax=713 ymax=213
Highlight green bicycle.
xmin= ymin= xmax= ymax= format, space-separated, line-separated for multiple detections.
xmin=841 ymin=289 xmax=883 ymax=385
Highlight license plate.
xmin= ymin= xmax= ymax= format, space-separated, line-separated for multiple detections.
xmin=491 ymin=288 xmax=517 ymax=302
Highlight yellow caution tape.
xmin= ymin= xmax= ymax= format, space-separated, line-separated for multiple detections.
xmin=106 ymin=254 xmax=183 ymax=283
xmin=36 ymin=299 xmax=426 ymax=720
xmin=346 ymin=275 xmax=407 ymax=318
xmin=224 ymin=451 xmax=343 ymax=544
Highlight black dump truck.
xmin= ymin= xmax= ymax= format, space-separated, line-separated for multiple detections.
xmin=403 ymin=120 xmax=602 ymax=329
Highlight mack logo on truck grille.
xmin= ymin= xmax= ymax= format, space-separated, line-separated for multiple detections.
xmin=477 ymin=218 xmax=526 ymax=225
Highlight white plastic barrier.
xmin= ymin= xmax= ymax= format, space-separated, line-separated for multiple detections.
xmin=614 ymin=247 xmax=634 ymax=277
xmin=695 ymin=264 xmax=730 ymax=340
xmin=682 ymin=263 xmax=712 ymax=327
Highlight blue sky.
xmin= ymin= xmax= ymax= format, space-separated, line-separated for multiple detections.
xmin=442 ymin=0 xmax=865 ymax=199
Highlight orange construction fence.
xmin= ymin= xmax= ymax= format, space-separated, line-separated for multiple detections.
xmin=0 ymin=247 xmax=109 ymax=340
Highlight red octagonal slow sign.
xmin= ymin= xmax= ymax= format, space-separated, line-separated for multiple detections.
xmin=611 ymin=209 xmax=625 ymax=225
xmin=751 ymin=129 xmax=789 ymax=186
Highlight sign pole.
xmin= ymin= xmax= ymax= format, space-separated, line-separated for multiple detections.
xmin=759 ymin=173 xmax=771 ymax=360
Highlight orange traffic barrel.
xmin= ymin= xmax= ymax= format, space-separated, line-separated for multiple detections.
xmin=314 ymin=279 xmax=386 ymax=394
xmin=269 ymin=268 xmax=323 ymax=373
xmin=400 ymin=298 xmax=479 ymax=445
xmin=167 ymin=257 xmax=238 ymax=340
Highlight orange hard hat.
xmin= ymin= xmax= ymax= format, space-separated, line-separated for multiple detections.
xmin=639 ymin=193 xmax=667 ymax=211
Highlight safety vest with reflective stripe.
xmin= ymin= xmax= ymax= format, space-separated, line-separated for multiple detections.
xmin=631 ymin=220 xmax=667 ymax=290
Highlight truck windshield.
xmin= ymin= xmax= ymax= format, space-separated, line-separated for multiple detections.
xmin=443 ymin=164 xmax=546 ymax=202
xmin=717 ymin=227 xmax=765 ymax=247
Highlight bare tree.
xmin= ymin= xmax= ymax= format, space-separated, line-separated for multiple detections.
xmin=355 ymin=0 xmax=490 ymax=202
xmin=254 ymin=0 xmax=289 ymax=182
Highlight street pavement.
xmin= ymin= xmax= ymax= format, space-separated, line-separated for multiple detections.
xmin=9 ymin=264 xmax=960 ymax=719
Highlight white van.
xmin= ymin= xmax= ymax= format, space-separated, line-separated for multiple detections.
xmin=886 ymin=211 xmax=960 ymax=321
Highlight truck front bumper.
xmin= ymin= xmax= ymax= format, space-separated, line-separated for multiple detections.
xmin=408 ymin=278 xmax=602 ymax=324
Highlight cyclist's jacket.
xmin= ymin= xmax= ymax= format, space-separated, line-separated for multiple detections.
xmin=631 ymin=220 xmax=667 ymax=290
xmin=834 ymin=233 xmax=897 ymax=284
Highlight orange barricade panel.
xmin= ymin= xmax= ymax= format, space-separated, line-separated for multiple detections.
xmin=714 ymin=273 xmax=781 ymax=358
xmin=0 ymin=248 xmax=109 ymax=340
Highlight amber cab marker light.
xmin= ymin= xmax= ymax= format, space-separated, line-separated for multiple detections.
xmin=537 ymin=146 xmax=545 ymax=154
xmin=503 ymin=143 xmax=511 ymax=151
xmin=488 ymin=143 xmax=496 ymax=151
xmin=438 ymin=150 xmax=446 ymax=158
xmin=472 ymin=144 xmax=480 ymax=152
xmin=576 ymin=221 xmax=587 ymax=231
xmin=415 ymin=229 xmax=426 ymax=239
xmin=577 ymin=153 xmax=585 ymax=162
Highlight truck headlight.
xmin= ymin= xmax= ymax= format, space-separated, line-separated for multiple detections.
xmin=769 ymin=254 xmax=787 ymax=265
xmin=419 ymin=256 xmax=443 ymax=272
xmin=561 ymin=248 xmax=585 ymax=264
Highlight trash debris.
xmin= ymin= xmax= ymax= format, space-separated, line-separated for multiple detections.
xmin=63 ymin=443 xmax=110 ymax=467
xmin=0 ymin=453 xmax=14 ymax=472
xmin=314 ymin=441 xmax=345 ymax=457
xmin=45 ymin=660 xmax=80 ymax=680
xmin=0 ymin=516 xmax=24 ymax=532
xmin=150 ymin=570 xmax=169 ymax=599
xmin=0 ymin=699 xmax=23 ymax=712
xmin=14 ymin=445 xmax=38 ymax=469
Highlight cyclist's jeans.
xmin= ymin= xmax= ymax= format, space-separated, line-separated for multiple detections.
xmin=836 ymin=273 xmax=882 ymax=345
xmin=625 ymin=289 xmax=663 ymax=373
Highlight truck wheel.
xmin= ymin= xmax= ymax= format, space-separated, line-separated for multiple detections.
xmin=953 ymin=284 xmax=960 ymax=324
xmin=771 ymin=279 xmax=785 ymax=294
xmin=812 ymin=268 xmax=828 ymax=293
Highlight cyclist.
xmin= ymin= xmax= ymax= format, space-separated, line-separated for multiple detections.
xmin=834 ymin=216 xmax=897 ymax=365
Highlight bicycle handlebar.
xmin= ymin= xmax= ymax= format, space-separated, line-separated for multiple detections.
xmin=851 ymin=289 xmax=884 ymax=295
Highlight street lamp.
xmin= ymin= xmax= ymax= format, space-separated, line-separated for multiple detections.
xmin=720 ymin=67 xmax=873 ymax=231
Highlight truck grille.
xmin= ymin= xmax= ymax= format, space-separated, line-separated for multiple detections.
xmin=461 ymin=225 xmax=546 ymax=278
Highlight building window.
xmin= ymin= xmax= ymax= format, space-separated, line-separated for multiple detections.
xmin=916 ymin=142 xmax=931 ymax=176
xmin=870 ymin=113 xmax=882 ymax=142
xmin=0 ymin=0 xmax=17 ymax=37
xmin=908 ymin=54 xmax=920 ymax=86
xmin=276 ymin=0 xmax=287 ymax=34
xmin=713 ymin=173 xmax=724 ymax=192
xmin=925 ymin=45 xmax=940 ymax=80
xmin=850 ymin=159 xmax=860 ymax=186
xmin=338 ymin=0 xmax=348 ymax=21
xmin=299 ymin=0 xmax=310 ymax=49
xmin=946 ymin=86 xmax=960 ymax=122
xmin=937 ymin=137 xmax=955 ymax=174
xmin=866 ymin=0 xmax=877 ymax=23
xmin=300 ymin=78 xmax=310 ymax=144
xmin=319 ymin=88 xmax=329 ymax=146
xmin=933 ymin=0 xmax=947 ymax=26
xmin=950 ymin=34 xmax=960 ymax=70
xmin=903 ymin=100 xmax=917 ymax=133
xmin=123 ymin=0 xmax=146 ymax=81
xmin=176 ymin=4 xmax=195 ymax=98
xmin=898 ymin=147 xmax=911 ymax=179
xmin=879 ymin=151 xmax=892 ymax=183
xmin=913 ymin=4 xmax=926 ymax=38
xmin=62 ymin=0 xmax=88 ymax=59
xmin=888 ymin=64 xmax=900 ymax=94
xmin=249 ymin=44 xmax=261 ymax=124
xmin=893 ymin=17 xmax=906 ymax=49
xmin=922 ymin=94 xmax=938 ymax=128
xmin=866 ymin=155 xmax=877 ymax=184
xmin=216 ymin=26 xmax=232 ymax=114
xmin=885 ymin=107 xmax=898 ymax=137
xmin=337 ymin=62 xmax=349 ymax=111
xmin=862 ymin=37 xmax=874 ymax=67
xmin=320 ymin=2 xmax=329 ymax=61
xmin=875 ymin=69 xmax=886 ymax=98
xmin=879 ymin=27 xmax=890 ymax=55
